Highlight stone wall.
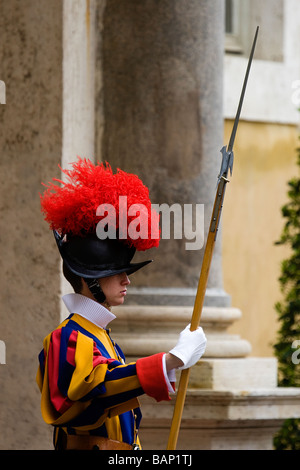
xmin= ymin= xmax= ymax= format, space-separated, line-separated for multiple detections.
xmin=0 ymin=0 xmax=62 ymax=449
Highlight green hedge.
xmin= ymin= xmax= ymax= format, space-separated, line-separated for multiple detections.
xmin=273 ymin=139 xmax=300 ymax=449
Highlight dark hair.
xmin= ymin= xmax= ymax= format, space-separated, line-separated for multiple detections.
xmin=62 ymin=261 xmax=83 ymax=293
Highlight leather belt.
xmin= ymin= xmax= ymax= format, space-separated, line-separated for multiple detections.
xmin=65 ymin=434 xmax=134 ymax=450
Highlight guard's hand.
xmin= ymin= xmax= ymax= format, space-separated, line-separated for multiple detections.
xmin=168 ymin=324 xmax=207 ymax=370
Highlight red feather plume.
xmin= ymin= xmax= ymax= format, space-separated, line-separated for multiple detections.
xmin=40 ymin=158 xmax=160 ymax=251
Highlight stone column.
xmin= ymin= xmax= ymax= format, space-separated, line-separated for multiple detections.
xmin=99 ymin=0 xmax=229 ymax=308
xmin=97 ymin=0 xmax=251 ymax=360
xmin=60 ymin=0 xmax=98 ymax=319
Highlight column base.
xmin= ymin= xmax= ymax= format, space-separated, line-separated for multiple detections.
xmin=112 ymin=304 xmax=252 ymax=358
xmin=138 ymin=388 xmax=300 ymax=450
xmin=111 ymin=304 xmax=300 ymax=450
xmin=189 ymin=357 xmax=277 ymax=389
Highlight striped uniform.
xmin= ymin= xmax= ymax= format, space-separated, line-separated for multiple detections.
xmin=36 ymin=297 xmax=174 ymax=448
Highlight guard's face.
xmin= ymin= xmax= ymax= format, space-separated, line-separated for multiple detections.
xmin=98 ymin=272 xmax=130 ymax=306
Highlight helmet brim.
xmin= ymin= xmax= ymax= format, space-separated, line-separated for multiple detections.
xmin=54 ymin=230 xmax=153 ymax=279
xmin=62 ymin=257 xmax=152 ymax=279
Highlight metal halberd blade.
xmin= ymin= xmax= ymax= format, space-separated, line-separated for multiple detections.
xmin=217 ymin=26 xmax=259 ymax=184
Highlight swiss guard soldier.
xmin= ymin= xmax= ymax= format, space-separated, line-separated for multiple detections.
xmin=36 ymin=158 xmax=207 ymax=450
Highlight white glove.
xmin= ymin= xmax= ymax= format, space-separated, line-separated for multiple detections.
xmin=169 ymin=324 xmax=207 ymax=370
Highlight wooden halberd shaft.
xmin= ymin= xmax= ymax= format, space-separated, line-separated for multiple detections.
xmin=166 ymin=176 xmax=227 ymax=450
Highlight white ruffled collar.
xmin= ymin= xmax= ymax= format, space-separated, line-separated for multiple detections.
xmin=62 ymin=293 xmax=116 ymax=329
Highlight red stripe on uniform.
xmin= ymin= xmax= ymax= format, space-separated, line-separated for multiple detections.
xmin=47 ymin=329 xmax=74 ymax=415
